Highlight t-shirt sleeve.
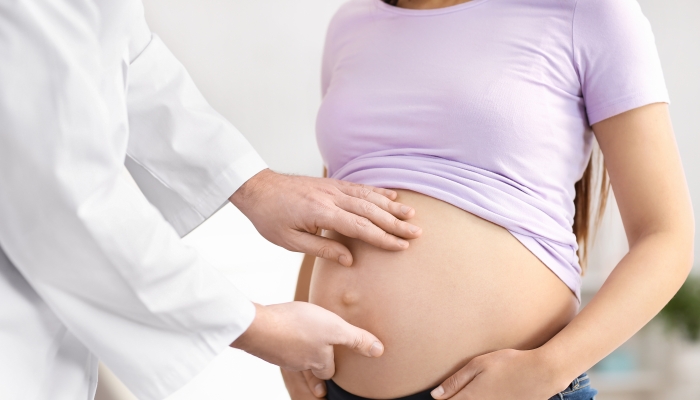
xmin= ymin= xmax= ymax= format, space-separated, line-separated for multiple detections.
xmin=573 ymin=0 xmax=669 ymax=126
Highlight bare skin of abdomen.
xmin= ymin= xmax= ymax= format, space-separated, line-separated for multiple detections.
xmin=308 ymin=190 xmax=578 ymax=399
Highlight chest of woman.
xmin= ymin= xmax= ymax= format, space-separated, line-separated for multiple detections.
xmin=317 ymin=2 xmax=591 ymax=185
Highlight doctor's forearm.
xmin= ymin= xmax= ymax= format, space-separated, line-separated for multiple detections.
xmin=126 ymin=24 xmax=268 ymax=236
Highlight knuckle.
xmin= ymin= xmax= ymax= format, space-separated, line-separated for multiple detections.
xmin=309 ymin=362 xmax=326 ymax=372
xmin=358 ymin=186 xmax=373 ymax=199
xmin=351 ymin=334 xmax=365 ymax=350
xmin=444 ymin=375 xmax=461 ymax=392
xmin=310 ymin=191 xmax=335 ymax=213
xmin=472 ymin=355 xmax=487 ymax=367
xmin=315 ymin=245 xmax=334 ymax=259
xmin=360 ymin=201 xmax=377 ymax=215
xmin=354 ymin=217 xmax=370 ymax=229
xmin=312 ymin=194 xmax=333 ymax=210
xmin=307 ymin=196 xmax=331 ymax=219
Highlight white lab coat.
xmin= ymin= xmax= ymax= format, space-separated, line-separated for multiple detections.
xmin=0 ymin=1 xmax=268 ymax=399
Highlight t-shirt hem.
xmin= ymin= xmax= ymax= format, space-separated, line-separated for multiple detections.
xmin=335 ymin=168 xmax=582 ymax=302
xmin=510 ymin=232 xmax=582 ymax=302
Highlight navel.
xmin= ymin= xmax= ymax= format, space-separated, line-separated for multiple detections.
xmin=341 ymin=290 xmax=360 ymax=306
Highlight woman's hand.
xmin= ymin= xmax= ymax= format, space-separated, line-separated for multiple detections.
xmin=281 ymin=368 xmax=327 ymax=399
xmin=430 ymin=349 xmax=567 ymax=400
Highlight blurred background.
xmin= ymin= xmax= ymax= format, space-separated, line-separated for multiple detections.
xmin=97 ymin=0 xmax=700 ymax=399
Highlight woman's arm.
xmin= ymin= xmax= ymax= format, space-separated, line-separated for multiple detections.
xmin=432 ymin=103 xmax=695 ymax=399
xmin=294 ymin=254 xmax=316 ymax=302
xmin=542 ymin=102 xmax=694 ymax=381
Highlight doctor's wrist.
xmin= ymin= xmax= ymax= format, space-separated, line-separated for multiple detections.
xmin=230 ymin=303 xmax=269 ymax=352
xmin=228 ymin=168 xmax=274 ymax=211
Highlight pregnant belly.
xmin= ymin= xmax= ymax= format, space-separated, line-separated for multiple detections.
xmin=308 ymin=190 xmax=578 ymax=399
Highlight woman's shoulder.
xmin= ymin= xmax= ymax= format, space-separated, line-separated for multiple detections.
xmin=573 ymin=0 xmax=648 ymax=22
xmin=325 ymin=0 xmax=376 ymax=45
xmin=334 ymin=0 xmax=376 ymax=17
xmin=328 ymin=0 xmax=376 ymax=30
xmin=572 ymin=0 xmax=654 ymax=49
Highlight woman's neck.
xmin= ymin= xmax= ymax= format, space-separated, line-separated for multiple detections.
xmin=387 ymin=0 xmax=473 ymax=10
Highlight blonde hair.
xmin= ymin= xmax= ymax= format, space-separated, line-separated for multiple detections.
xmin=573 ymin=144 xmax=610 ymax=273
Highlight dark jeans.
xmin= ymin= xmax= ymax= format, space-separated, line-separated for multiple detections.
xmin=325 ymin=373 xmax=597 ymax=400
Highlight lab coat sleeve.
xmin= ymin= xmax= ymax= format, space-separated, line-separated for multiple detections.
xmin=0 ymin=3 xmax=255 ymax=400
xmin=125 ymin=18 xmax=268 ymax=237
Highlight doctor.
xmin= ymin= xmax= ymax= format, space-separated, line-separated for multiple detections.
xmin=0 ymin=1 xmax=423 ymax=399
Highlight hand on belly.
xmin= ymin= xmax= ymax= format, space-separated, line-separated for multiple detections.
xmin=309 ymin=190 xmax=578 ymax=398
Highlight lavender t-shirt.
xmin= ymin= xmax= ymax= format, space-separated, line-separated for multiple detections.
xmin=316 ymin=0 xmax=668 ymax=300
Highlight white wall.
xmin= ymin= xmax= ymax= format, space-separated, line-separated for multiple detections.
xmin=637 ymin=0 xmax=700 ymax=267
xmin=97 ymin=1 xmax=700 ymax=399
xmin=143 ymin=0 xmax=348 ymax=177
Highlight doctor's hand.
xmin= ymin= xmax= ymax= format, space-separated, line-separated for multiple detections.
xmin=229 ymin=169 xmax=421 ymax=267
xmin=232 ymin=302 xmax=384 ymax=380
xmin=281 ymin=368 xmax=328 ymax=399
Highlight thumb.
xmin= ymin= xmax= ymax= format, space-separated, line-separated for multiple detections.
xmin=303 ymin=370 xmax=327 ymax=398
xmin=334 ymin=321 xmax=384 ymax=358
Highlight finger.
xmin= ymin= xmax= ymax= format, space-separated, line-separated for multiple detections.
xmin=371 ymin=187 xmax=398 ymax=200
xmin=281 ymin=369 xmax=324 ymax=400
xmin=431 ymin=362 xmax=481 ymax=399
xmin=336 ymin=182 xmax=417 ymax=220
xmin=320 ymin=208 xmax=410 ymax=252
xmin=336 ymin=195 xmax=422 ymax=240
xmin=310 ymin=353 xmax=335 ymax=381
xmin=303 ymin=370 xmax=327 ymax=398
xmin=333 ymin=320 xmax=384 ymax=358
xmin=333 ymin=180 xmax=399 ymax=201
xmin=286 ymin=230 xmax=354 ymax=266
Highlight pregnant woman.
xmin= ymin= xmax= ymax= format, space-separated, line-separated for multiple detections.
xmin=282 ymin=0 xmax=694 ymax=399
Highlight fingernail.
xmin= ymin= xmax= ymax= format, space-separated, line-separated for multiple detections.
xmin=401 ymin=205 xmax=412 ymax=215
xmin=410 ymin=225 xmax=420 ymax=233
xmin=338 ymin=255 xmax=350 ymax=266
xmin=369 ymin=341 xmax=384 ymax=357
xmin=314 ymin=383 xmax=325 ymax=397
xmin=431 ymin=386 xmax=445 ymax=399
xmin=397 ymin=239 xmax=409 ymax=248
